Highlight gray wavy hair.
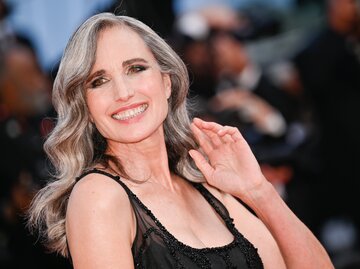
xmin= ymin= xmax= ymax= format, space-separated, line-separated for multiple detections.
xmin=28 ymin=12 xmax=203 ymax=257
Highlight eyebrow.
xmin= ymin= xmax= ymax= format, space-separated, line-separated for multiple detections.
xmin=122 ymin=58 xmax=149 ymax=67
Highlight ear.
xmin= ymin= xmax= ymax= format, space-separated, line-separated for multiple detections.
xmin=163 ymin=73 xmax=172 ymax=99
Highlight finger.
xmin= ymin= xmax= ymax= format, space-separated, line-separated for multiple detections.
xmin=193 ymin=118 xmax=224 ymax=133
xmin=194 ymin=118 xmax=239 ymax=144
xmin=193 ymin=118 xmax=228 ymax=146
xmin=217 ymin=126 xmax=243 ymax=142
xmin=189 ymin=150 xmax=213 ymax=181
xmin=200 ymin=128 xmax=224 ymax=147
xmin=190 ymin=122 xmax=213 ymax=155
xmin=218 ymin=132 xmax=234 ymax=144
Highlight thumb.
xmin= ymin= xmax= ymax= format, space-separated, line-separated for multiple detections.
xmin=189 ymin=150 xmax=213 ymax=181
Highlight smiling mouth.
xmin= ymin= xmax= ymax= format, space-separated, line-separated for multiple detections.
xmin=111 ymin=103 xmax=148 ymax=121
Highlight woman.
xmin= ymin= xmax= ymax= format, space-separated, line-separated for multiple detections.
xmin=28 ymin=13 xmax=334 ymax=269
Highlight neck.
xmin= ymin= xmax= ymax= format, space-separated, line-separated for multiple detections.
xmin=106 ymin=128 xmax=174 ymax=188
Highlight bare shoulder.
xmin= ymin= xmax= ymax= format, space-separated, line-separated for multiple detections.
xmin=67 ymin=172 xmax=134 ymax=227
xmin=66 ymin=172 xmax=135 ymax=269
xmin=68 ymin=172 xmax=131 ymax=210
xmin=201 ymin=182 xmax=286 ymax=268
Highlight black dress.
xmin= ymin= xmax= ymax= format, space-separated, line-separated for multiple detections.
xmin=75 ymin=169 xmax=264 ymax=269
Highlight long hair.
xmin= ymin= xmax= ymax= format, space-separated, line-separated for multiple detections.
xmin=27 ymin=13 xmax=203 ymax=257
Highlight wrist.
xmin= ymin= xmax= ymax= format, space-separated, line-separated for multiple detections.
xmin=236 ymin=177 xmax=278 ymax=210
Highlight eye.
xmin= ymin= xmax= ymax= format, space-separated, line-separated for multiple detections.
xmin=127 ymin=65 xmax=147 ymax=75
xmin=90 ymin=77 xmax=108 ymax=88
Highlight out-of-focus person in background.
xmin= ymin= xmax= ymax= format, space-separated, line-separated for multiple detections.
xmin=0 ymin=2 xmax=71 ymax=266
xmin=294 ymin=0 xmax=360 ymax=263
xmin=173 ymin=4 xmax=305 ymax=200
xmin=0 ymin=42 xmax=71 ymax=268
xmin=174 ymin=2 xmax=360 ymax=267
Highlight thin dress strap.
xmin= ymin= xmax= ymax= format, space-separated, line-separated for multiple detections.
xmin=191 ymin=183 xmax=236 ymax=231
xmin=76 ymin=168 xmax=119 ymax=182
xmin=76 ymin=168 xmax=134 ymax=196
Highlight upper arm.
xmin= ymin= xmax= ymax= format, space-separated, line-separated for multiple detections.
xmin=66 ymin=174 xmax=135 ymax=269
xmin=203 ymin=183 xmax=286 ymax=269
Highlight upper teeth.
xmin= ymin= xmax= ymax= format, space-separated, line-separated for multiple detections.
xmin=112 ymin=104 xmax=148 ymax=120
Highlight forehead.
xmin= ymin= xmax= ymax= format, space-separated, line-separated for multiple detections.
xmin=95 ymin=25 xmax=153 ymax=59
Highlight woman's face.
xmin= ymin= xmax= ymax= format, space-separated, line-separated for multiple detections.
xmin=85 ymin=26 xmax=171 ymax=145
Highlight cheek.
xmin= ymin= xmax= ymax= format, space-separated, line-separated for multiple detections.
xmin=139 ymin=76 xmax=169 ymax=100
xmin=86 ymin=92 xmax=107 ymax=122
xmin=86 ymin=95 xmax=95 ymax=117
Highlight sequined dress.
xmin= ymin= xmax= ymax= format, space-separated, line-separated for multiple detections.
xmin=76 ymin=169 xmax=264 ymax=269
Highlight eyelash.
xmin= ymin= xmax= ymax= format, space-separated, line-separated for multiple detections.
xmin=89 ymin=65 xmax=148 ymax=88
xmin=90 ymin=77 xmax=108 ymax=88
xmin=127 ymin=65 xmax=147 ymax=74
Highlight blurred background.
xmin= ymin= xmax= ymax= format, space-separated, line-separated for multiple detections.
xmin=0 ymin=0 xmax=359 ymax=268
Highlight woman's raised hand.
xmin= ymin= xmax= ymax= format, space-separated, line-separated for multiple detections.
xmin=189 ymin=118 xmax=267 ymax=200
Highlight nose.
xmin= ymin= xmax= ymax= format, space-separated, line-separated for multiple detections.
xmin=112 ymin=76 xmax=135 ymax=101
